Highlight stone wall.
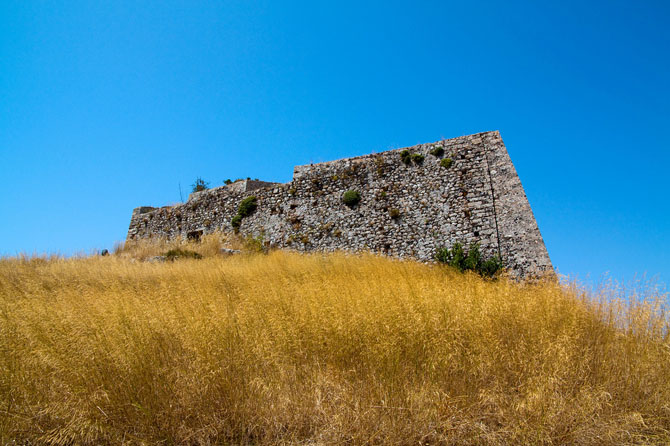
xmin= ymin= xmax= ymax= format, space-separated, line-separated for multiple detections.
xmin=127 ymin=131 xmax=553 ymax=276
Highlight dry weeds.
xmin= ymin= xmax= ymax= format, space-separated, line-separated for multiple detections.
xmin=1 ymin=245 xmax=668 ymax=445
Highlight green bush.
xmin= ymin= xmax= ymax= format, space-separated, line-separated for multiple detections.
xmin=238 ymin=196 xmax=258 ymax=218
xmin=479 ymin=256 xmax=504 ymax=278
xmin=435 ymin=243 xmax=464 ymax=266
xmin=435 ymin=242 xmax=502 ymax=278
xmin=440 ymin=158 xmax=454 ymax=168
xmin=224 ymin=179 xmax=232 ymax=185
xmin=389 ymin=208 xmax=400 ymax=219
xmin=430 ymin=146 xmax=444 ymax=157
xmin=342 ymin=190 xmax=361 ymax=207
xmin=411 ymin=153 xmax=425 ymax=164
xmin=230 ymin=196 xmax=258 ymax=233
xmin=164 ymin=248 xmax=203 ymax=261
xmin=231 ymin=214 xmax=243 ymax=231
xmin=401 ymin=150 xmax=425 ymax=165
xmin=191 ymin=177 xmax=209 ymax=192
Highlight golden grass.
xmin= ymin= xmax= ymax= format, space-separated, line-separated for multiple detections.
xmin=113 ymin=233 xmax=251 ymax=260
xmin=1 ymin=247 xmax=669 ymax=445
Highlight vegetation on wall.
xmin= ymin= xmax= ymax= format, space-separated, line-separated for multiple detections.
xmin=411 ymin=153 xmax=425 ymax=164
xmin=191 ymin=177 xmax=209 ymax=192
xmin=435 ymin=242 xmax=503 ymax=278
xmin=430 ymin=146 xmax=444 ymax=157
xmin=342 ymin=190 xmax=361 ymax=207
xmin=440 ymin=158 xmax=454 ymax=168
xmin=400 ymin=149 xmax=412 ymax=165
xmin=231 ymin=196 xmax=258 ymax=232
xmin=400 ymin=150 xmax=426 ymax=165
xmin=237 ymin=196 xmax=258 ymax=217
xmin=230 ymin=214 xmax=243 ymax=231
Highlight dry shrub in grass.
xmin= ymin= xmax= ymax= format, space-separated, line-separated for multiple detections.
xmin=0 ymin=251 xmax=669 ymax=445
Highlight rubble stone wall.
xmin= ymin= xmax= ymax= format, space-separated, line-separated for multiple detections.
xmin=127 ymin=131 xmax=552 ymax=276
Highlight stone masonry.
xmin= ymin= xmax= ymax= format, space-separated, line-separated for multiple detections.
xmin=127 ymin=131 xmax=553 ymax=276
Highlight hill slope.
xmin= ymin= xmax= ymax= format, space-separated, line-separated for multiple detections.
xmin=1 ymin=250 xmax=669 ymax=445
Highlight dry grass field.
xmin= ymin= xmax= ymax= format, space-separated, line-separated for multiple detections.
xmin=1 ymin=238 xmax=669 ymax=445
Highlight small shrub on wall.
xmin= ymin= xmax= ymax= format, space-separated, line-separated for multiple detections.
xmin=238 ymin=196 xmax=258 ymax=217
xmin=430 ymin=146 xmax=444 ymax=157
xmin=191 ymin=177 xmax=209 ymax=192
xmin=231 ymin=196 xmax=258 ymax=232
xmin=440 ymin=158 xmax=454 ymax=168
xmin=231 ymin=214 xmax=243 ymax=231
xmin=400 ymin=150 xmax=411 ymax=165
xmin=401 ymin=150 xmax=425 ymax=165
xmin=411 ymin=153 xmax=425 ymax=164
xmin=342 ymin=190 xmax=361 ymax=207
xmin=435 ymin=242 xmax=502 ymax=278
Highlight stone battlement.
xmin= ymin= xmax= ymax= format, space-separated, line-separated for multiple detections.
xmin=127 ymin=131 xmax=553 ymax=276
xmin=188 ymin=179 xmax=280 ymax=201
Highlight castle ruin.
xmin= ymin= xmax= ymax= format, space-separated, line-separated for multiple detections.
xmin=127 ymin=131 xmax=552 ymax=276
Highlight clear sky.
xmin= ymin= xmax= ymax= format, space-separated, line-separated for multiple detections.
xmin=1 ymin=1 xmax=668 ymax=286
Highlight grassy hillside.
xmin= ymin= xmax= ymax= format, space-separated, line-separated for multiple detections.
xmin=1 ymin=244 xmax=669 ymax=445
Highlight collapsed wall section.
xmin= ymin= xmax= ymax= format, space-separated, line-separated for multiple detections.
xmin=127 ymin=131 xmax=552 ymax=276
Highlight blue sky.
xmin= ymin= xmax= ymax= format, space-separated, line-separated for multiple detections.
xmin=1 ymin=1 xmax=668 ymax=286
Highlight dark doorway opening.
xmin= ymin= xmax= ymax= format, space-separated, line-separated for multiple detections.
xmin=187 ymin=230 xmax=203 ymax=242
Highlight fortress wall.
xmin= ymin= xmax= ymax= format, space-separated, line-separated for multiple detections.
xmin=483 ymin=132 xmax=553 ymax=275
xmin=127 ymin=131 xmax=552 ymax=276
